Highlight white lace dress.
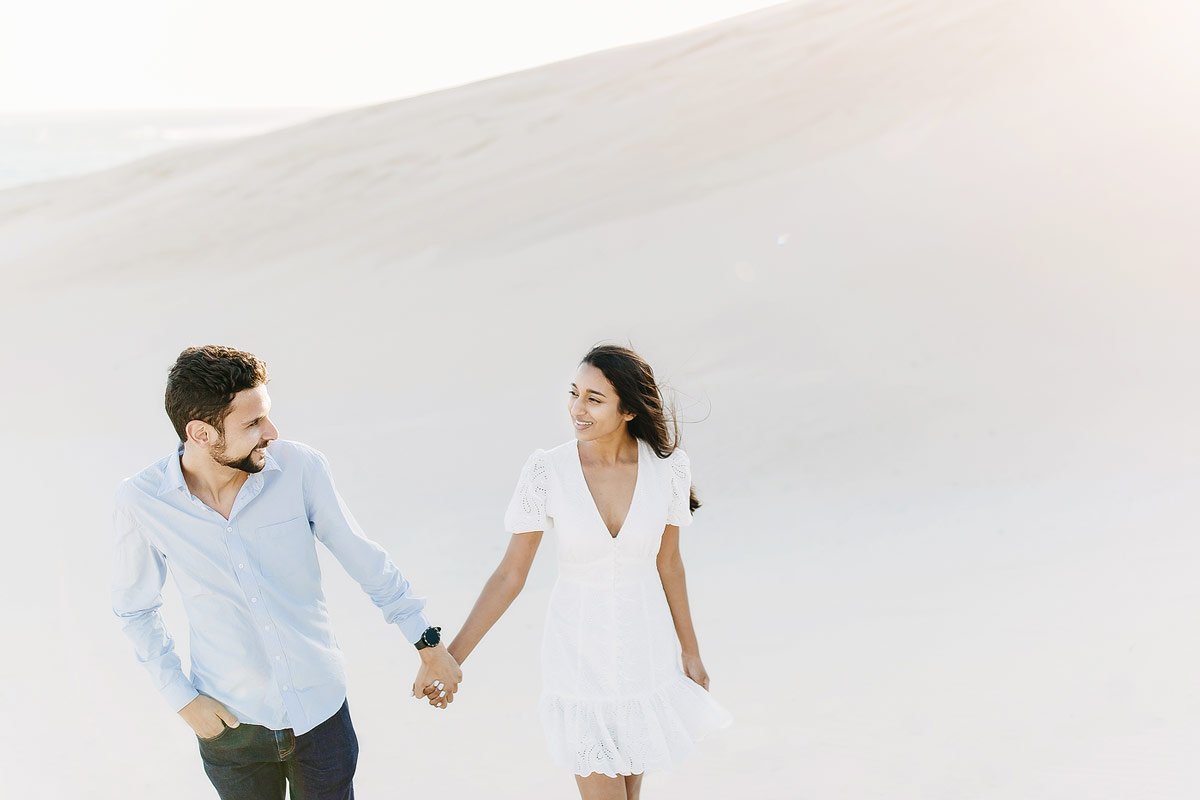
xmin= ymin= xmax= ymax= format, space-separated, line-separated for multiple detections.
xmin=504 ymin=438 xmax=732 ymax=777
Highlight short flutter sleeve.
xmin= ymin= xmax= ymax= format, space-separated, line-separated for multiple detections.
xmin=504 ymin=449 xmax=550 ymax=534
xmin=666 ymin=448 xmax=694 ymax=527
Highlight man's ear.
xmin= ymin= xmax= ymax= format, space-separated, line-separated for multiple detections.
xmin=185 ymin=419 xmax=215 ymax=447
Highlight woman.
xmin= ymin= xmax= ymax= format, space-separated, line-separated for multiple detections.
xmin=442 ymin=344 xmax=731 ymax=799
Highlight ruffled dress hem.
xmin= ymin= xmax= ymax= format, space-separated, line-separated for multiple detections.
xmin=539 ymin=673 xmax=733 ymax=778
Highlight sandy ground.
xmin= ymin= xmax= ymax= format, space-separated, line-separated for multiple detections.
xmin=1 ymin=1 xmax=1198 ymax=797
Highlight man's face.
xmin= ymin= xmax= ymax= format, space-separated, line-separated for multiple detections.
xmin=210 ymin=385 xmax=279 ymax=473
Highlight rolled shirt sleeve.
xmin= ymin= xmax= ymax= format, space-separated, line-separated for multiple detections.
xmin=111 ymin=491 xmax=200 ymax=712
xmin=303 ymin=449 xmax=431 ymax=644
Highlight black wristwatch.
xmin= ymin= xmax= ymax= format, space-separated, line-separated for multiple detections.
xmin=414 ymin=626 xmax=442 ymax=650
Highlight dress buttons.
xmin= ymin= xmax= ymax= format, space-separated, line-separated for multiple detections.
xmin=238 ymin=564 xmax=245 ymax=569
xmin=226 ymin=527 xmax=232 ymax=533
xmin=251 ymin=597 xmax=258 ymax=603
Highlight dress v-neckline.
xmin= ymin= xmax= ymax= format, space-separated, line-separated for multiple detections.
xmin=575 ymin=439 xmax=642 ymax=540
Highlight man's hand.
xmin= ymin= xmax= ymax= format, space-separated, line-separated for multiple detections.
xmin=412 ymin=644 xmax=462 ymax=709
xmin=179 ymin=694 xmax=240 ymax=739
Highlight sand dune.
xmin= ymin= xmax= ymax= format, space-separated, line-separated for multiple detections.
xmin=1 ymin=1 xmax=1198 ymax=798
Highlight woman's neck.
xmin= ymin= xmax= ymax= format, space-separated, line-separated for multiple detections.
xmin=580 ymin=430 xmax=638 ymax=466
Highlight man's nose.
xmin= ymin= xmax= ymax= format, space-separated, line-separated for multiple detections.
xmin=263 ymin=419 xmax=280 ymax=440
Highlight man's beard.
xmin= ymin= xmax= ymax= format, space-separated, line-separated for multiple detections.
xmin=213 ymin=437 xmax=268 ymax=474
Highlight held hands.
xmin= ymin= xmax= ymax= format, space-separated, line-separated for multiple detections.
xmin=180 ymin=694 xmax=240 ymax=739
xmin=412 ymin=644 xmax=463 ymax=710
xmin=682 ymin=652 xmax=711 ymax=691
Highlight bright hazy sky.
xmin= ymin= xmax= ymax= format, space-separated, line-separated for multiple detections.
xmin=1 ymin=1 xmax=784 ymax=112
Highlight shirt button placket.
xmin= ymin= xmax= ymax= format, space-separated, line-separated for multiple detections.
xmin=227 ymin=522 xmax=276 ymax=671
xmin=225 ymin=515 xmax=299 ymax=729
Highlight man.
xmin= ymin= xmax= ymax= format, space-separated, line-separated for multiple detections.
xmin=112 ymin=345 xmax=460 ymax=799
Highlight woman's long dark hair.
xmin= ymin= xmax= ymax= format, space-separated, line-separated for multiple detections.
xmin=581 ymin=344 xmax=701 ymax=513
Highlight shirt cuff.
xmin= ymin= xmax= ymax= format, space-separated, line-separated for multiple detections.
xmin=396 ymin=612 xmax=433 ymax=647
xmin=162 ymin=675 xmax=200 ymax=712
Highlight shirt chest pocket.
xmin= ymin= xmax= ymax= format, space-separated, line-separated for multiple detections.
xmin=255 ymin=516 xmax=318 ymax=579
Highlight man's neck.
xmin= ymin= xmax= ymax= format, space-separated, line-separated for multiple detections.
xmin=180 ymin=445 xmax=250 ymax=506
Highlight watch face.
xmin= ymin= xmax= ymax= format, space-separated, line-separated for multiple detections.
xmin=424 ymin=628 xmax=441 ymax=646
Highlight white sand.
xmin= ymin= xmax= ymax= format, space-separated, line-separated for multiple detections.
xmin=1 ymin=1 xmax=1198 ymax=797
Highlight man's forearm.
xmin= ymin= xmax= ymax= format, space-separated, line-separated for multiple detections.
xmin=115 ymin=606 xmax=199 ymax=711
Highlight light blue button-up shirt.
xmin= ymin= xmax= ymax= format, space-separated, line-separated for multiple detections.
xmin=111 ymin=439 xmax=430 ymax=735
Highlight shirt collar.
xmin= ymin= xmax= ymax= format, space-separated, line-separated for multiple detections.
xmin=157 ymin=443 xmax=281 ymax=496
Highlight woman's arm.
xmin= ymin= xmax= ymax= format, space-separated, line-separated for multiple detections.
xmin=657 ymin=524 xmax=711 ymax=689
xmin=447 ymin=531 xmax=543 ymax=665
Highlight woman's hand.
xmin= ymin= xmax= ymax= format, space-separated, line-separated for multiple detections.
xmin=412 ymin=644 xmax=463 ymax=709
xmin=682 ymin=652 xmax=710 ymax=691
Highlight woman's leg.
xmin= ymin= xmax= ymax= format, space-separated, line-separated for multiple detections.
xmin=623 ymin=773 xmax=644 ymax=800
xmin=575 ymin=772 xmax=628 ymax=800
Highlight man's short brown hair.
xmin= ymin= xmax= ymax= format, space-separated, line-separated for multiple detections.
xmin=165 ymin=345 xmax=269 ymax=442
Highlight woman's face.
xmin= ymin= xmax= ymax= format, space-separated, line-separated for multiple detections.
xmin=568 ymin=363 xmax=634 ymax=441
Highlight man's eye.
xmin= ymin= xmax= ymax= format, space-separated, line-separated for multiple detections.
xmin=589 ymin=398 xmax=600 ymax=404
